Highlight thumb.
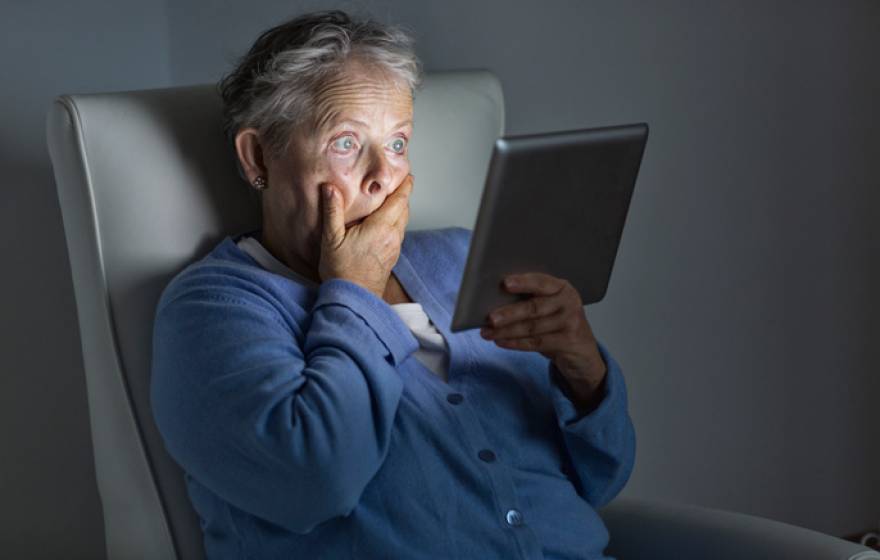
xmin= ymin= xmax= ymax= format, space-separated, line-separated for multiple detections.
xmin=321 ymin=184 xmax=344 ymax=249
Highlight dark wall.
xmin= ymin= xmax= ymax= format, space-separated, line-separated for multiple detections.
xmin=2 ymin=1 xmax=877 ymax=557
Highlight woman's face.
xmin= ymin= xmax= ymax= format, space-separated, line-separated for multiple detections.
xmin=260 ymin=62 xmax=414 ymax=278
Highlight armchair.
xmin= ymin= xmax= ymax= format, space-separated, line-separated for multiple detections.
xmin=46 ymin=70 xmax=878 ymax=560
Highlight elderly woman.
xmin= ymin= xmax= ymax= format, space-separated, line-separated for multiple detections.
xmin=151 ymin=9 xmax=635 ymax=560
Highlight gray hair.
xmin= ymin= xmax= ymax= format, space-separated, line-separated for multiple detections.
xmin=217 ymin=10 xmax=423 ymax=183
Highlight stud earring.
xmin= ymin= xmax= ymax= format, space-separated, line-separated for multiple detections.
xmin=252 ymin=176 xmax=268 ymax=190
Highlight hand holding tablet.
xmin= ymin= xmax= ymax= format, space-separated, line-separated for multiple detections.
xmin=450 ymin=122 xmax=649 ymax=333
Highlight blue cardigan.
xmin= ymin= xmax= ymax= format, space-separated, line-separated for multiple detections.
xmin=151 ymin=226 xmax=636 ymax=560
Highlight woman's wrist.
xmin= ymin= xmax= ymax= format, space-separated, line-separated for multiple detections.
xmin=554 ymin=350 xmax=608 ymax=415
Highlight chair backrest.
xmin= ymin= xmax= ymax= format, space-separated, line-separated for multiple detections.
xmin=46 ymin=70 xmax=504 ymax=560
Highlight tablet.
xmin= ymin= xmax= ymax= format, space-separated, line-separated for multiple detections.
xmin=449 ymin=122 xmax=649 ymax=332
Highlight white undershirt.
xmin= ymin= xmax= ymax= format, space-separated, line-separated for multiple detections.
xmin=236 ymin=236 xmax=450 ymax=382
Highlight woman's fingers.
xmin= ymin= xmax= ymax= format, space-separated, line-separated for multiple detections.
xmin=485 ymin=293 xmax=561 ymax=329
xmin=320 ymin=183 xmax=345 ymax=250
xmin=392 ymin=176 xmax=412 ymax=230
xmin=480 ymin=307 xmax=567 ymax=340
xmin=501 ymin=272 xmax=566 ymax=297
xmin=491 ymin=329 xmax=575 ymax=355
xmin=480 ymin=273 xmax=603 ymax=379
xmin=391 ymin=174 xmax=414 ymax=228
xmin=371 ymin=174 xmax=412 ymax=221
xmin=479 ymin=271 xmax=589 ymax=356
xmin=317 ymin=175 xmax=412 ymax=296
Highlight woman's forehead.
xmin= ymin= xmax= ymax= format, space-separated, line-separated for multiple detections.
xmin=311 ymin=65 xmax=412 ymax=131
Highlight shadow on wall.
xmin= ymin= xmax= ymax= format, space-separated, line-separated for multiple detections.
xmin=0 ymin=153 xmax=106 ymax=557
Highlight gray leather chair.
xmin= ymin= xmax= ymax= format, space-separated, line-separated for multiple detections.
xmin=46 ymin=70 xmax=879 ymax=560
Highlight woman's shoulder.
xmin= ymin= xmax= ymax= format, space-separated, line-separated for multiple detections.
xmin=155 ymin=235 xmax=310 ymax=321
xmin=404 ymin=226 xmax=472 ymax=261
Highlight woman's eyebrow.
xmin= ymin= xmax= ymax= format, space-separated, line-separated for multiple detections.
xmin=332 ymin=118 xmax=413 ymax=130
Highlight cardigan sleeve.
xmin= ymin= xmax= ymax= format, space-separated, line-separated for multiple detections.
xmin=548 ymin=339 xmax=637 ymax=509
xmin=150 ymin=272 xmax=419 ymax=534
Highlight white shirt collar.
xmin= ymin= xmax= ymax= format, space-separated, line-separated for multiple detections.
xmin=236 ymin=235 xmax=320 ymax=290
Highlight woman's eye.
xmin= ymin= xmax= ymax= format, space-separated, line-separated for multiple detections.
xmin=332 ymin=135 xmax=356 ymax=152
xmin=388 ymin=137 xmax=407 ymax=154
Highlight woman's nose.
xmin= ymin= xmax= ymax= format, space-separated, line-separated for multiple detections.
xmin=362 ymin=144 xmax=393 ymax=196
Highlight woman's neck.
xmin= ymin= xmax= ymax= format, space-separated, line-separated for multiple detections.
xmin=258 ymin=230 xmax=321 ymax=285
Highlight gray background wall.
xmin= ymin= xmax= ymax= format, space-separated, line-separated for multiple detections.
xmin=2 ymin=0 xmax=877 ymax=557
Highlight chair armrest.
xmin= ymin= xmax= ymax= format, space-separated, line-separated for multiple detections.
xmin=598 ymin=497 xmax=880 ymax=560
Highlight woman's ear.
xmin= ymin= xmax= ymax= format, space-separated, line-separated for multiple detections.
xmin=234 ymin=127 xmax=267 ymax=184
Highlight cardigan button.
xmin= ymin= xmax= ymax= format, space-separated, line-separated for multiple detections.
xmin=505 ymin=509 xmax=524 ymax=527
xmin=478 ymin=449 xmax=496 ymax=463
xmin=446 ymin=393 xmax=464 ymax=405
